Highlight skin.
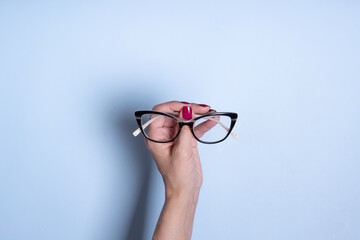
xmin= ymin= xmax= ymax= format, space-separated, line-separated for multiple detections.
xmin=145 ymin=101 xmax=214 ymax=240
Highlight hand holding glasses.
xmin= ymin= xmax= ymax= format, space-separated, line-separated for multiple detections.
xmin=134 ymin=101 xmax=238 ymax=239
xmin=133 ymin=109 xmax=238 ymax=144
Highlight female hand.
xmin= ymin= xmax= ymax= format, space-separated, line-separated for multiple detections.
xmin=145 ymin=100 xmax=214 ymax=240
xmin=146 ymin=101 xmax=213 ymax=195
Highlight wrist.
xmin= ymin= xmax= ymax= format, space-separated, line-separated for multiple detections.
xmin=165 ymin=186 xmax=201 ymax=205
xmin=162 ymin=174 xmax=202 ymax=200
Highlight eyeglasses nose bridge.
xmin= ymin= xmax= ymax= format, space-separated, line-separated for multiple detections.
xmin=178 ymin=121 xmax=195 ymax=128
xmin=177 ymin=121 xmax=195 ymax=134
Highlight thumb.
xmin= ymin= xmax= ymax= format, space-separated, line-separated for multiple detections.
xmin=174 ymin=106 xmax=197 ymax=149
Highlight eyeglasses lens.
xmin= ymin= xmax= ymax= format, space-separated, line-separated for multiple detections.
xmin=193 ymin=115 xmax=232 ymax=143
xmin=141 ymin=113 xmax=179 ymax=142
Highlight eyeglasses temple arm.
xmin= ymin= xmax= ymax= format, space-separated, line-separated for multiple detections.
xmin=132 ymin=115 xmax=163 ymax=137
xmin=202 ymin=116 xmax=238 ymax=139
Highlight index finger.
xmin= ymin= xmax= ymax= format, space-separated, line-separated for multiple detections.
xmin=152 ymin=101 xmax=186 ymax=113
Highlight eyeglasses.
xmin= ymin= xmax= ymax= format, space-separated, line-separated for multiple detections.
xmin=133 ymin=110 xmax=238 ymax=144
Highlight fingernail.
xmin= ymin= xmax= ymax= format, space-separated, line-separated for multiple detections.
xmin=182 ymin=106 xmax=192 ymax=120
xmin=199 ymin=104 xmax=210 ymax=108
xmin=209 ymin=109 xmax=216 ymax=112
xmin=181 ymin=101 xmax=190 ymax=104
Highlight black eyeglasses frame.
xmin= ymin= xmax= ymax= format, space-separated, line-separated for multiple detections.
xmin=134 ymin=110 xmax=238 ymax=144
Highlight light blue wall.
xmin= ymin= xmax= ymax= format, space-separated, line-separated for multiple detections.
xmin=1 ymin=1 xmax=359 ymax=239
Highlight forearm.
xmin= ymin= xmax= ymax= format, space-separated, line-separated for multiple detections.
xmin=153 ymin=189 xmax=200 ymax=240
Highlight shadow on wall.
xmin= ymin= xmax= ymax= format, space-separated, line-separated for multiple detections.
xmin=105 ymin=84 xmax=159 ymax=240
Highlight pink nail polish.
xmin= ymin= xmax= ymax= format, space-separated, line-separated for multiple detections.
xmin=209 ymin=109 xmax=216 ymax=112
xmin=182 ymin=106 xmax=192 ymax=120
xmin=199 ymin=104 xmax=210 ymax=108
xmin=181 ymin=101 xmax=190 ymax=104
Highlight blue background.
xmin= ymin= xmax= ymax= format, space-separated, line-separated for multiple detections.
xmin=1 ymin=1 xmax=359 ymax=239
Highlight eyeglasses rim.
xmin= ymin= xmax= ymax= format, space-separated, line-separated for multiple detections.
xmin=134 ymin=110 xmax=238 ymax=144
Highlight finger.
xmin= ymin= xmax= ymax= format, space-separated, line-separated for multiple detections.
xmin=152 ymin=100 xmax=188 ymax=113
xmin=176 ymin=105 xmax=197 ymax=148
xmin=191 ymin=103 xmax=211 ymax=115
